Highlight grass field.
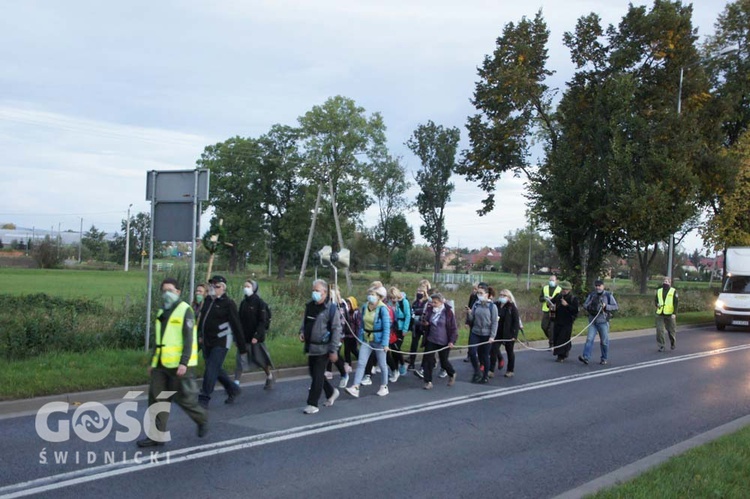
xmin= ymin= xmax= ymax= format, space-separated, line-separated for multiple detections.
xmin=589 ymin=424 xmax=750 ymax=498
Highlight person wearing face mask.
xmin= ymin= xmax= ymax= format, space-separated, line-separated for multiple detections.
xmin=420 ymin=293 xmax=458 ymax=389
xmin=467 ymin=287 xmax=498 ymax=383
xmin=407 ymin=286 xmax=429 ymax=370
xmin=345 ymin=287 xmax=391 ymax=398
xmin=655 ymin=277 xmax=678 ymax=352
xmin=579 ymin=279 xmax=619 ymax=365
xmin=387 ymin=286 xmax=411 ymax=379
xmin=493 ymin=289 xmax=521 ymax=378
xmin=138 ymin=278 xmax=207 ymax=448
xmin=197 ymin=275 xmax=247 ymax=408
xmin=551 ymin=281 xmax=579 ymax=362
xmin=192 ymin=283 xmax=208 ymax=318
xmin=236 ymin=279 xmax=275 ymax=390
xmin=540 ymin=275 xmax=561 ymax=349
xmin=299 ymin=279 xmax=342 ymax=414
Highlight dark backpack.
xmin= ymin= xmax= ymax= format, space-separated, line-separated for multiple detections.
xmin=260 ymin=299 xmax=272 ymax=331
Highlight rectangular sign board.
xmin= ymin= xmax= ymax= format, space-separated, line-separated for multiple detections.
xmin=146 ymin=169 xmax=210 ymax=202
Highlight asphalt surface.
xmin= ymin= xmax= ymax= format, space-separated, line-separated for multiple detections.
xmin=1 ymin=323 xmax=749 ymax=499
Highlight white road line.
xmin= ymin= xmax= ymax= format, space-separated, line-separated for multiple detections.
xmin=2 ymin=343 xmax=750 ymax=498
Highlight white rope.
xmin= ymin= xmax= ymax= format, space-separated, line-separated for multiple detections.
xmin=348 ymin=304 xmax=604 ymax=356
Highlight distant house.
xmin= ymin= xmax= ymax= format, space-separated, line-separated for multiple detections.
xmin=467 ymin=247 xmax=503 ymax=270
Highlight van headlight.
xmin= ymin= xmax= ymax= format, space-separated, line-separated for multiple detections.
xmin=715 ymin=299 xmax=726 ymax=310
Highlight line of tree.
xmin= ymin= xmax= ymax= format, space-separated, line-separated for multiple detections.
xmin=457 ymin=0 xmax=750 ymax=292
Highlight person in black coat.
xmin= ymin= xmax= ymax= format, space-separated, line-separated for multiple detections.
xmin=551 ymin=281 xmax=579 ymax=362
xmin=198 ymin=275 xmax=246 ymax=407
xmin=236 ymin=279 xmax=275 ymax=390
xmin=493 ymin=289 xmax=521 ymax=378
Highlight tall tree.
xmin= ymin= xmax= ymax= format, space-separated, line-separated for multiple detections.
xmin=82 ymin=225 xmax=108 ymax=261
xmin=502 ymin=228 xmax=547 ymax=285
xmin=700 ymin=0 xmax=750 ymax=249
xmin=197 ymin=137 xmax=264 ymax=273
xmin=457 ymin=10 xmax=555 ymax=215
xmin=298 ymin=95 xmax=386 ymax=287
xmin=407 ymin=121 xmax=459 ymax=275
xmin=367 ymin=154 xmax=413 ymax=272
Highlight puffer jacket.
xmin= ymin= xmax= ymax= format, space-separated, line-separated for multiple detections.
xmin=300 ymin=299 xmax=342 ymax=356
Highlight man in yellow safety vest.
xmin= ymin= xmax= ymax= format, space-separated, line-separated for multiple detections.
xmin=539 ymin=275 xmax=561 ymax=348
xmin=655 ymin=277 xmax=679 ymax=352
xmin=137 ymin=278 xmax=208 ymax=448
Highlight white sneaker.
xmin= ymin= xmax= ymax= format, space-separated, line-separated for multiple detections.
xmin=339 ymin=374 xmax=349 ymax=388
xmin=376 ymin=385 xmax=389 ymax=397
xmin=324 ymin=388 xmax=340 ymax=407
xmin=344 ymin=363 xmax=352 ymax=374
xmin=303 ymin=405 xmax=319 ymax=414
xmin=389 ymin=370 xmax=400 ymax=383
xmin=345 ymin=386 xmax=360 ymax=398
xmin=439 ymin=369 xmax=448 ymax=378
xmin=324 ymin=371 xmax=333 ymax=380
xmin=361 ymin=375 xmax=372 ymax=386
xmin=374 ymin=366 xmax=382 ymax=374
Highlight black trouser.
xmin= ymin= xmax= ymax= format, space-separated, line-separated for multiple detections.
xmin=343 ymin=336 xmax=359 ymax=364
xmin=553 ymin=323 xmax=573 ymax=359
xmin=390 ymin=334 xmax=405 ymax=368
xmin=307 ymin=354 xmax=334 ymax=407
xmin=408 ymin=327 xmax=424 ymax=367
xmin=468 ymin=332 xmax=491 ymax=377
xmin=500 ymin=339 xmax=516 ymax=373
xmin=326 ymin=346 xmax=346 ymax=376
xmin=423 ymin=341 xmax=455 ymax=383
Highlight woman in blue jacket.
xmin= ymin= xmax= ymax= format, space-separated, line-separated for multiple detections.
xmin=345 ymin=287 xmax=391 ymax=398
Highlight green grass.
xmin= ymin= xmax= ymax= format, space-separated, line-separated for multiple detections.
xmin=589 ymin=424 xmax=750 ymax=498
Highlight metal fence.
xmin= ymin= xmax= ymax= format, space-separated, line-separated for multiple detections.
xmin=432 ymin=273 xmax=484 ymax=285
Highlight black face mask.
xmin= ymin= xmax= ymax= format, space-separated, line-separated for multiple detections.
xmin=416 ymin=293 xmax=424 ymax=300
xmin=663 ymin=284 xmax=670 ymax=290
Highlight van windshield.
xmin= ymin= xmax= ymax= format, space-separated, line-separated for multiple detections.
xmin=723 ymin=276 xmax=750 ymax=293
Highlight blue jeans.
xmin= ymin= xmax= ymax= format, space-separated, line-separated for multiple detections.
xmin=468 ymin=332 xmax=491 ymax=377
xmin=582 ymin=321 xmax=609 ymax=361
xmin=353 ymin=342 xmax=388 ymax=387
xmin=199 ymin=345 xmax=236 ymax=404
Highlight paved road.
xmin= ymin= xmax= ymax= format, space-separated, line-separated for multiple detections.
xmin=1 ymin=324 xmax=749 ymax=499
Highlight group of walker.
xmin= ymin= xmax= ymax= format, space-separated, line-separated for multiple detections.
xmin=141 ymin=273 xmax=680 ymax=444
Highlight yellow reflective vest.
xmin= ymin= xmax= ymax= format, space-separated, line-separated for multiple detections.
xmin=656 ymin=287 xmax=676 ymax=315
xmin=542 ymin=285 xmax=561 ymax=312
xmin=152 ymin=301 xmax=198 ymax=368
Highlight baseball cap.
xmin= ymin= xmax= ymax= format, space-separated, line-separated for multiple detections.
xmin=209 ymin=275 xmax=227 ymax=285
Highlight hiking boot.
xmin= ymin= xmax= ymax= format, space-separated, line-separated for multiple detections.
xmin=658 ymin=346 xmax=665 ymax=352
xmin=447 ymin=373 xmax=457 ymax=386
xmin=488 ymin=370 xmax=495 ymax=379
xmin=578 ymin=355 xmax=589 ymax=365
xmin=479 ymin=376 xmax=489 ymax=384
xmin=600 ymin=360 xmax=608 ymax=365
xmin=670 ymin=343 xmax=676 ymax=350
xmin=264 ymin=377 xmax=275 ymax=390
xmin=303 ymin=405 xmax=319 ymax=414
xmin=197 ymin=422 xmax=208 ymax=438
xmin=504 ymin=371 xmax=514 ymax=378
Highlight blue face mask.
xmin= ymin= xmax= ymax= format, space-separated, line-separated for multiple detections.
xmin=312 ymin=291 xmax=323 ymax=302
xmin=498 ymin=297 xmax=508 ymax=305
xmin=367 ymin=295 xmax=378 ymax=304
xmin=549 ymin=281 xmax=556 ymax=287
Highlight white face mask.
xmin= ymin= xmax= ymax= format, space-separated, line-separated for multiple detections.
xmin=244 ymin=286 xmax=254 ymax=297
xmin=476 ymin=294 xmax=486 ymax=302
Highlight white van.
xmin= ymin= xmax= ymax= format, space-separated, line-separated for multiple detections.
xmin=714 ymin=247 xmax=750 ymax=330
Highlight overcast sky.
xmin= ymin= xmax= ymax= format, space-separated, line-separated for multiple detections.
xmin=0 ymin=0 xmax=728 ymax=254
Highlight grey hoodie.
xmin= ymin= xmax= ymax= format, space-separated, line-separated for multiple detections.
xmin=468 ymin=299 xmax=498 ymax=339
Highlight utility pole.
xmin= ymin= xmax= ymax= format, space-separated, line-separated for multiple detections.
xmin=124 ymin=204 xmax=132 ymax=271
xmin=526 ymin=230 xmax=532 ymax=291
xmin=78 ymin=218 xmax=83 ymax=263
